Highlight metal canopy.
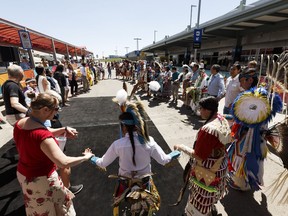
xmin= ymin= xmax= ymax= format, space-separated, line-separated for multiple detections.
xmin=0 ymin=18 xmax=93 ymax=56
xmin=142 ymin=0 xmax=288 ymax=53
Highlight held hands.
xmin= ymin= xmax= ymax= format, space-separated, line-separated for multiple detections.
xmin=174 ymin=144 xmax=182 ymax=151
xmin=89 ymin=155 xmax=107 ymax=172
xmin=174 ymin=144 xmax=193 ymax=156
xmin=90 ymin=156 xmax=99 ymax=165
xmin=65 ymin=127 xmax=79 ymax=139
xmin=168 ymin=150 xmax=181 ymax=160
xmin=83 ymin=148 xmax=94 ymax=160
xmin=165 ymin=150 xmax=181 ymax=167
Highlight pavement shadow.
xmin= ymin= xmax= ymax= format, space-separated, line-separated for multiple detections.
xmin=176 ymin=105 xmax=203 ymax=130
xmin=221 ymin=189 xmax=272 ymax=216
xmin=0 ymin=139 xmax=26 ymax=216
xmin=147 ymin=97 xmax=162 ymax=107
xmin=0 ymin=191 xmax=22 ymax=216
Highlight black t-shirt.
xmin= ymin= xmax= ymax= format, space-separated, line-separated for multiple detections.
xmin=1 ymin=80 xmax=27 ymax=115
xmin=53 ymin=71 xmax=66 ymax=88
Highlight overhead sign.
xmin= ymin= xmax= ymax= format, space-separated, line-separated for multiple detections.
xmin=18 ymin=30 xmax=32 ymax=49
xmin=193 ymin=28 xmax=202 ymax=49
xmin=135 ymin=50 xmax=140 ymax=56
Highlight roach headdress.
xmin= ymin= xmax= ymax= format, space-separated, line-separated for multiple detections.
xmin=113 ymin=85 xmax=150 ymax=144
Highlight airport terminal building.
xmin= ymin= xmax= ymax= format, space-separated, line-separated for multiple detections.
xmin=141 ymin=0 xmax=288 ymax=70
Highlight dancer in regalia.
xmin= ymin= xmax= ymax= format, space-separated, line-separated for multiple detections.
xmin=227 ymin=67 xmax=282 ymax=191
xmin=89 ymin=95 xmax=180 ymax=215
xmin=174 ymin=97 xmax=231 ymax=216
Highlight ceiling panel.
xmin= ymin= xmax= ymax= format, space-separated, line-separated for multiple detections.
xmin=254 ymin=15 xmax=288 ymax=22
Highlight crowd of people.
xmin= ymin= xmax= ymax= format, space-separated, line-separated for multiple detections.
xmin=0 ymin=59 xmax=109 ymax=215
xmin=0 ymin=55 xmax=284 ymax=215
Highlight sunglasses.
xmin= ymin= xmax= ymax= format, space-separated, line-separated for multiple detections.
xmin=54 ymin=106 xmax=60 ymax=111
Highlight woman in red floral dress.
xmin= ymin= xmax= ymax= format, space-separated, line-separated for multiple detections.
xmin=14 ymin=92 xmax=94 ymax=216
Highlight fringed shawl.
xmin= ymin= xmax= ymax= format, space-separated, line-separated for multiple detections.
xmin=201 ymin=114 xmax=231 ymax=145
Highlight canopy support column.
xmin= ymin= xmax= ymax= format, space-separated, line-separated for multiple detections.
xmin=51 ymin=38 xmax=57 ymax=63
xmin=66 ymin=44 xmax=70 ymax=60
xmin=74 ymin=47 xmax=78 ymax=62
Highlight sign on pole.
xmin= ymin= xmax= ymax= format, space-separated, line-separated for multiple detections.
xmin=18 ymin=30 xmax=32 ymax=49
xmin=193 ymin=28 xmax=202 ymax=49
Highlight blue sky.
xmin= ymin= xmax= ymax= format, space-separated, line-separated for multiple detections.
xmin=1 ymin=0 xmax=258 ymax=57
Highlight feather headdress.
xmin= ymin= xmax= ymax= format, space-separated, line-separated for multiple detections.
xmin=113 ymin=82 xmax=150 ymax=144
xmin=125 ymin=102 xmax=150 ymax=144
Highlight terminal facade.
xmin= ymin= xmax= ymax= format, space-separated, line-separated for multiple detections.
xmin=141 ymin=0 xmax=288 ymax=71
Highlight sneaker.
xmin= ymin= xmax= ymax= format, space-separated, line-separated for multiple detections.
xmin=69 ymin=184 xmax=83 ymax=195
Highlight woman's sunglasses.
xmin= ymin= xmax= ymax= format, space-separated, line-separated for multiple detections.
xmin=54 ymin=106 xmax=60 ymax=111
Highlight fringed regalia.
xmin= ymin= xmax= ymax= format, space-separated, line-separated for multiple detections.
xmin=108 ymin=96 xmax=173 ymax=215
xmin=186 ymin=114 xmax=231 ymax=216
xmin=227 ymin=87 xmax=282 ymax=190
xmin=187 ymin=74 xmax=208 ymax=113
xmin=111 ymin=174 xmax=160 ymax=216
xmin=162 ymin=71 xmax=172 ymax=97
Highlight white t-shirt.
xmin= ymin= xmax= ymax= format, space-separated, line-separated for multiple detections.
xmin=225 ymin=74 xmax=243 ymax=107
xmin=37 ymin=75 xmax=51 ymax=93
xmin=80 ymin=66 xmax=86 ymax=76
xmin=96 ymin=133 xmax=172 ymax=178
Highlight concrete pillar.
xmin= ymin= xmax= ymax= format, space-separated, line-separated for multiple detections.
xmin=74 ymin=47 xmax=78 ymax=62
xmin=233 ymin=36 xmax=242 ymax=63
xmin=165 ymin=50 xmax=169 ymax=61
xmin=66 ymin=44 xmax=70 ymax=60
xmin=255 ymin=48 xmax=260 ymax=62
xmin=51 ymin=39 xmax=57 ymax=63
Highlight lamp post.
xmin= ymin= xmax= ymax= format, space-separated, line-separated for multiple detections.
xmin=196 ymin=0 xmax=201 ymax=28
xmin=125 ymin=47 xmax=129 ymax=54
xmin=240 ymin=0 xmax=246 ymax=10
xmin=190 ymin=5 xmax=197 ymax=27
xmin=194 ymin=0 xmax=202 ymax=62
xmin=153 ymin=30 xmax=157 ymax=44
xmin=114 ymin=46 xmax=118 ymax=56
xmin=134 ymin=38 xmax=141 ymax=50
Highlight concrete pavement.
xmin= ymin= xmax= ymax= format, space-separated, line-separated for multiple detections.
xmin=66 ymin=76 xmax=287 ymax=215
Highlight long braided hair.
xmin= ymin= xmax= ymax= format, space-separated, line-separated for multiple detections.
xmin=119 ymin=112 xmax=137 ymax=166
xmin=118 ymin=102 xmax=150 ymax=166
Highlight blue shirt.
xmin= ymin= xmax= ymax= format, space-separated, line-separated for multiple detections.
xmin=190 ymin=70 xmax=199 ymax=83
xmin=207 ymin=73 xmax=225 ymax=98
xmin=172 ymin=71 xmax=180 ymax=81
xmin=20 ymin=62 xmax=30 ymax=70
